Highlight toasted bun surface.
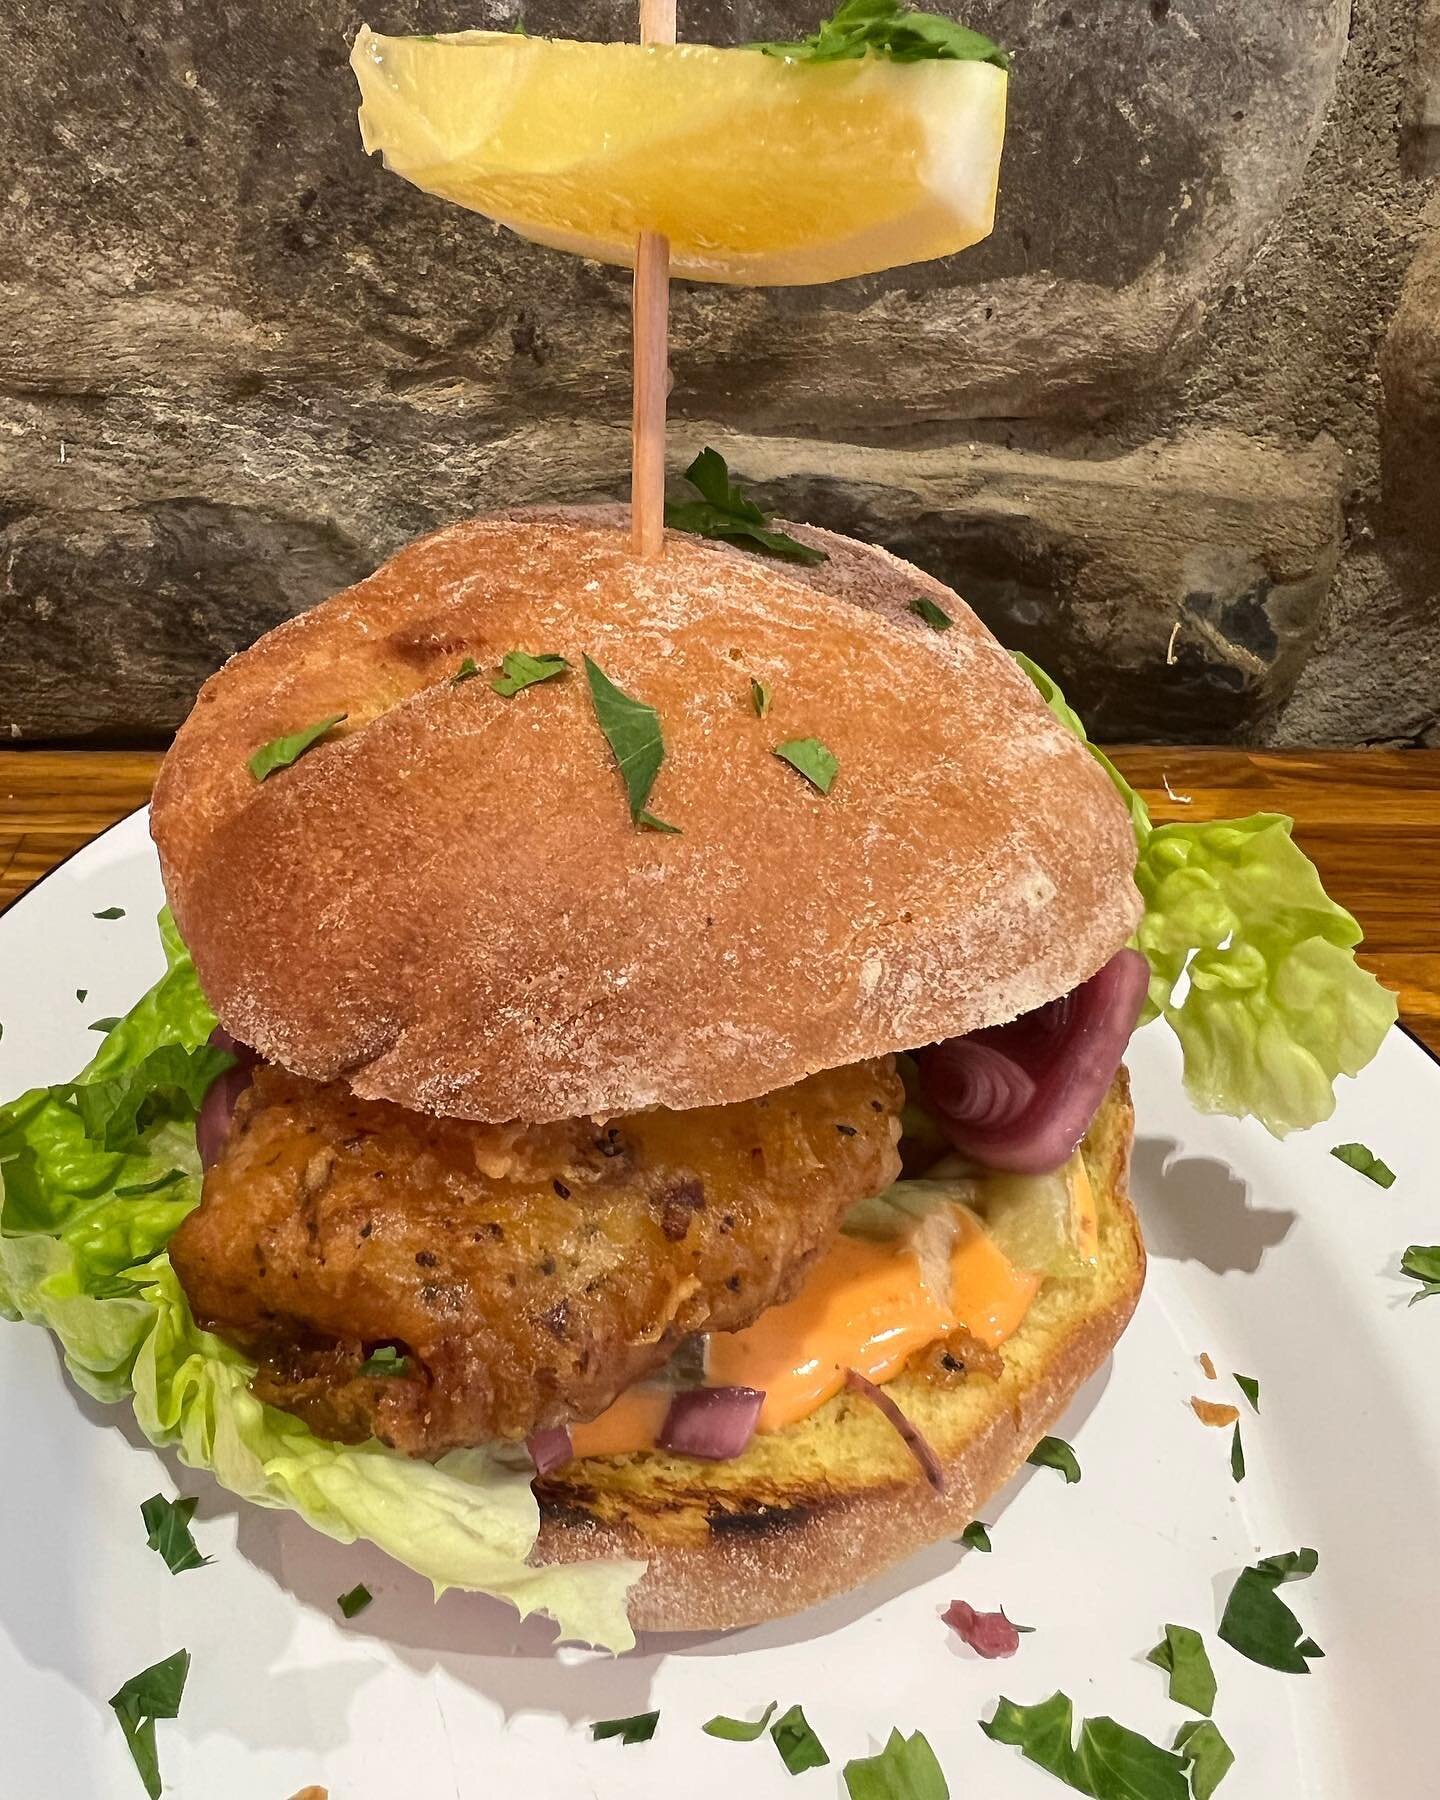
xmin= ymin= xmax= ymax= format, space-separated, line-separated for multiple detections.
xmin=532 ymin=1073 xmax=1141 ymax=1631
xmin=152 ymin=509 xmax=1140 ymax=1122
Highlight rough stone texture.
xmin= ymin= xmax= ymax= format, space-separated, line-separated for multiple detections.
xmin=710 ymin=429 xmax=1346 ymax=743
xmin=0 ymin=0 xmax=1433 ymax=745
xmin=1283 ymin=192 xmax=1440 ymax=748
xmin=0 ymin=503 xmax=368 ymax=745
xmin=1403 ymin=0 xmax=1440 ymax=173
xmin=0 ymin=0 xmax=1349 ymax=428
xmin=1200 ymin=0 xmax=1440 ymax=747
xmin=1380 ymin=198 xmax=1440 ymax=556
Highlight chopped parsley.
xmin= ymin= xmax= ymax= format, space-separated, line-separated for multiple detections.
xmin=89 ymin=1017 xmax=122 ymax=1033
xmin=844 ymin=1728 xmax=949 ymax=1798
xmin=909 ymin=597 xmax=953 ymax=632
xmin=981 ymin=1692 xmax=1190 ymax=1798
xmin=704 ymin=1701 xmax=778 ymax=1741
xmin=1400 ymin=1243 xmax=1440 ymax=1303
xmin=1026 ymin=1436 xmax=1081 ymax=1483
xmin=583 ymin=655 xmax=680 ymax=833
xmin=959 ymin=1520 xmax=992 ymax=1553
xmin=1174 ymin=1720 xmax=1235 ymax=1800
xmin=664 ymin=447 xmax=826 ymax=565
xmin=141 ymin=1495 xmax=211 ymax=1575
xmin=1146 ymin=1624 xmax=1216 ymax=1716
xmin=491 ymin=650 xmax=569 ymax=697
xmin=338 ymin=1583 xmax=374 ymax=1619
xmin=1233 ymin=1373 xmax=1260 ymax=1412
xmin=115 ymin=1168 xmax=188 ymax=1198
xmin=756 ymin=0 xmax=1009 ymax=69
xmin=452 ymin=656 xmax=482 ymax=685
xmin=1255 ymin=1547 xmax=1319 ymax=1581
xmin=592 ymin=1710 xmax=659 ymax=1745
xmin=1230 ymin=1423 xmax=1245 ymax=1482
xmin=248 ymin=713 xmax=347 ymax=782
xmin=110 ymin=1649 xmax=190 ymax=1800
xmin=773 ymin=736 xmax=839 ymax=795
xmin=770 ymin=1703 xmax=830 ymax=1774
xmin=76 ymin=988 xmax=88 ymax=1002
xmin=93 ymin=906 xmax=126 ymax=920
xmin=1330 ymin=1141 xmax=1396 ymax=1187
xmin=1218 ymin=1549 xmax=1323 ymax=1673
xmin=358 ymin=1346 xmax=409 ymax=1378
xmin=751 ymin=677 xmax=773 ymax=718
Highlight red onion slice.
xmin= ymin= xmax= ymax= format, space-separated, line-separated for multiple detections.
xmin=844 ymin=1369 xmax=946 ymax=1493
xmin=658 ymin=1385 xmax=764 ymax=1460
xmin=942 ymin=1599 xmax=1024 ymax=1658
xmin=527 ymin=1426 xmax=574 ymax=1475
xmin=195 ymin=1027 xmax=258 ymax=1171
xmin=918 ymin=947 xmax=1150 ymax=1175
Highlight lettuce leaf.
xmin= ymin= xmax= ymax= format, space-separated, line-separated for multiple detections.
xmin=0 ymin=914 xmax=642 ymax=1650
xmin=1015 ymin=655 xmax=1396 ymax=1136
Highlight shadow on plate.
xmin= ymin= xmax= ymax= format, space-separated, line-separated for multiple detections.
xmin=53 ymin=1342 xmax=1115 ymax=1722
xmin=1131 ymin=1135 xmax=1295 ymax=1274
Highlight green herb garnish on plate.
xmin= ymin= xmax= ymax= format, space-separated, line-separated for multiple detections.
xmin=1218 ymin=1549 xmax=1323 ymax=1673
xmin=844 ymin=1727 xmax=949 ymax=1798
xmin=1401 ymin=1243 xmax=1440 ymax=1303
xmin=1146 ymin=1624 xmax=1216 ymax=1716
xmin=110 ymin=1649 xmax=190 ymax=1800
xmin=982 ymin=1691 xmax=1192 ymax=1798
xmin=1330 ymin=1141 xmax=1396 ymax=1187
xmin=338 ymin=1583 xmax=374 ymax=1618
xmin=1173 ymin=1720 xmax=1235 ymax=1800
xmin=1026 ymin=1435 xmax=1080 ymax=1483
xmin=141 ymin=1494 xmax=211 ymax=1575
xmin=592 ymin=1710 xmax=659 ymax=1744
xmin=704 ymin=1701 xmax=778 ymax=1741
xmin=770 ymin=1703 xmax=829 ymax=1774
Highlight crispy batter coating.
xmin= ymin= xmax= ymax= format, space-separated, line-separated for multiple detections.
xmin=170 ymin=1059 xmax=902 ymax=1456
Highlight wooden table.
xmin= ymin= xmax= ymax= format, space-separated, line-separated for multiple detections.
xmin=3 ymin=748 xmax=1437 ymax=1052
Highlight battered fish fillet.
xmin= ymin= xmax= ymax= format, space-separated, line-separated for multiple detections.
xmin=170 ymin=1059 xmax=903 ymax=1457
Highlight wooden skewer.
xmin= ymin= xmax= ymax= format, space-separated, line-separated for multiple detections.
xmin=630 ymin=0 xmax=676 ymax=559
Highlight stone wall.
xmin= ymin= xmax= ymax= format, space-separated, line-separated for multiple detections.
xmin=1 ymin=0 xmax=1436 ymax=744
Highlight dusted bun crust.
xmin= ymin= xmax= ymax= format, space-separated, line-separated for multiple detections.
xmin=151 ymin=509 xmax=1140 ymax=1123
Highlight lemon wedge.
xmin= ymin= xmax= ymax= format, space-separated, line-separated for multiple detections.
xmin=351 ymin=27 xmax=1007 ymax=285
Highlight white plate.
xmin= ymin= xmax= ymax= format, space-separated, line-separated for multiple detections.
xmin=1 ymin=809 xmax=1437 ymax=1800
